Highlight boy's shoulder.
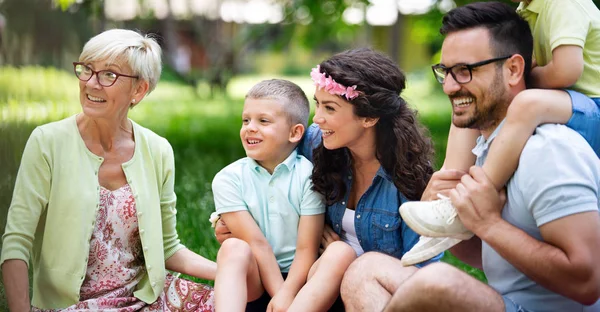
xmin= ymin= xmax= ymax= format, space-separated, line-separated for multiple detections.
xmin=286 ymin=150 xmax=315 ymax=177
xmin=294 ymin=153 xmax=314 ymax=171
xmin=214 ymin=157 xmax=254 ymax=181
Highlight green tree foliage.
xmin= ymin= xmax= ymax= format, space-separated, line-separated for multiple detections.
xmin=0 ymin=0 xmax=93 ymax=67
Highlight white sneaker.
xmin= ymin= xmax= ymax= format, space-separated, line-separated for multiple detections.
xmin=399 ymin=194 xmax=473 ymax=240
xmin=400 ymin=236 xmax=462 ymax=266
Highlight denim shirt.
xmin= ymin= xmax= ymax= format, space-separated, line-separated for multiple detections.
xmin=300 ymin=124 xmax=442 ymax=263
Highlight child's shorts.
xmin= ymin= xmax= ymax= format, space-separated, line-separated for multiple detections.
xmin=566 ymin=90 xmax=600 ymax=157
xmin=502 ymin=296 xmax=531 ymax=312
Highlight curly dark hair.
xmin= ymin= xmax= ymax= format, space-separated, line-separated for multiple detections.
xmin=311 ymin=48 xmax=434 ymax=204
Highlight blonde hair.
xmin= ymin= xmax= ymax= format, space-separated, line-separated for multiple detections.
xmin=246 ymin=79 xmax=310 ymax=129
xmin=79 ymin=29 xmax=162 ymax=93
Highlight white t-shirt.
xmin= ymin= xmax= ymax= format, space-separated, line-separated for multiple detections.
xmin=340 ymin=208 xmax=364 ymax=256
xmin=474 ymin=122 xmax=600 ymax=312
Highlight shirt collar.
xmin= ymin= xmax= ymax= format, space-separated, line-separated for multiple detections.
xmin=376 ymin=166 xmax=394 ymax=183
xmin=249 ymin=149 xmax=298 ymax=173
xmin=517 ymin=0 xmax=542 ymax=15
xmin=472 ymin=119 xmax=506 ymax=159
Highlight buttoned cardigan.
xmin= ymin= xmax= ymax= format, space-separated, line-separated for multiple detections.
xmin=1 ymin=115 xmax=185 ymax=309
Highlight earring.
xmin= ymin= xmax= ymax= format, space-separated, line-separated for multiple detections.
xmin=131 ymin=99 xmax=136 ymax=104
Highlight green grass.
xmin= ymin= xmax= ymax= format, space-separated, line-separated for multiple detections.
xmin=0 ymin=67 xmax=484 ymax=308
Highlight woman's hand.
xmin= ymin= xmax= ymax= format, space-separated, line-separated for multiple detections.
xmin=320 ymin=224 xmax=341 ymax=254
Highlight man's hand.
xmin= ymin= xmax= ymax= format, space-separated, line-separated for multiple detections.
xmin=214 ymin=219 xmax=233 ymax=244
xmin=267 ymin=288 xmax=295 ymax=312
xmin=449 ymin=166 xmax=506 ymax=236
xmin=421 ymin=169 xmax=467 ymax=201
xmin=320 ymin=224 xmax=340 ymax=254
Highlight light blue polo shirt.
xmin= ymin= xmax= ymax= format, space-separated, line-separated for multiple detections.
xmin=474 ymin=121 xmax=600 ymax=312
xmin=212 ymin=150 xmax=325 ymax=272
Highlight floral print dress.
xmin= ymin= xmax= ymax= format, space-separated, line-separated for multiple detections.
xmin=33 ymin=184 xmax=214 ymax=312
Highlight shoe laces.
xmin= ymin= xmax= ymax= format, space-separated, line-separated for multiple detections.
xmin=432 ymin=194 xmax=457 ymax=225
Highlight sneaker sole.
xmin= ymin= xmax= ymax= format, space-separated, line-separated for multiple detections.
xmin=399 ymin=205 xmax=474 ymax=240
xmin=400 ymin=237 xmax=463 ymax=266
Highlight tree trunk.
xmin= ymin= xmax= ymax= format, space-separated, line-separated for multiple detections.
xmin=389 ymin=11 xmax=404 ymax=64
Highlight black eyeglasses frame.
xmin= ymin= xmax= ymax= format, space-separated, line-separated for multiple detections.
xmin=431 ymin=55 xmax=513 ymax=84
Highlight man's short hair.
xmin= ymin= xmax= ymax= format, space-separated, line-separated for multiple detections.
xmin=246 ymin=79 xmax=310 ymax=129
xmin=440 ymin=1 xmax=533 ymax=83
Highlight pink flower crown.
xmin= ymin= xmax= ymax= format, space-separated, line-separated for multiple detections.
xmin=310 ymin=65 xmax=360 ymax=100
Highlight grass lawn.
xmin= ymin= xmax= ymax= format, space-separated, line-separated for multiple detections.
xmin=0 ymin=67 xmax=484 ymax=308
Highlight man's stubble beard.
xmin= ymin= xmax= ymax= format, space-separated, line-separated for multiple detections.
xmin=452 ymin=69 xmax=509 ymax=131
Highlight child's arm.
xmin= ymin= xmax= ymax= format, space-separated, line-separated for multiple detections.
xmin=529 ymin=45 xmax=584 ymax=89
xmin=212 ymin=169 xmax=284 ymax=297
xmin=482 ymin=89 xmax=573 ymax=190
xmin=479 ymin=44 xmax=582 ymax=190
xmin=442 ymin=124 xmax=478 ymax=171
xmin=268 ymin=214 xmax=325 ymax=311
xmin=220 ymin=211 xmax=285 ymax=297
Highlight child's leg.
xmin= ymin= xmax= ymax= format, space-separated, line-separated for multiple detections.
xmin=443 ymin=124 xmax=479 ymax=171
xmin=215 ymin=238 xmax=265 ymax=312
xmin=564 ymin=91 xmax=600 ymax=157
xmin=287 ymin=241 xmax=357 ymax=312
xmin=483 ymin=89 xmax=572 ymax=190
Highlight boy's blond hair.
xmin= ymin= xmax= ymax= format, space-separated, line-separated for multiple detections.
xmin=246 ymin=79 xmax=310 ymax=129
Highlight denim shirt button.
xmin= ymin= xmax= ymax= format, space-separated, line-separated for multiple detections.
xmin=385 ymin=224 xmax=389 ymax=228
xmin=335 ymin=223 xmax=339 ymax=228
xmin=356 ymin=214 xmax=361 ymax=219
xmin=341 ymin=201 xmax=346 ymax=205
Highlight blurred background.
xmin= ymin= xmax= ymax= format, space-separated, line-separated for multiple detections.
xmin=2 ymin=0 xmax=598 ymax=306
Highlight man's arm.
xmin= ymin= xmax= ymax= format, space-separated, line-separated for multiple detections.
xmin=452 ymin=166 xmax=600 ymax=305
xmin=481 ymin=211 xmax=600 ymax=304
xmin=269 ymin=214 xmax=325 ymax=311
xmin=422 ymin=169 xmax=483 ymax=267
xmin=221 ymin=211 xmax=284 ymax=297
xmin=449 ymin=236 xmax=482 ymax=269
xmin=530 ymin=45 xmax=584 ymax=89
xmin=420 ymin=169 xmax=466 ymax=201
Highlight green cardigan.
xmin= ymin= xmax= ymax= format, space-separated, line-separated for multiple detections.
xmin=1 ymin=115 xmax=186 ymax=308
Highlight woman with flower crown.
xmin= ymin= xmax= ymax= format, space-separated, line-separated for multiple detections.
xmin=216 ymin=48 xmax=440 ymax=311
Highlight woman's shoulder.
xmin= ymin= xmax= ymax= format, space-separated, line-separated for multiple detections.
xmin=298 ymin=124 xmax=322 ymax=160
xmin=130 ymin=119 xmax=171 ymax=150
xmin=35 ymin=115 xmax=78 ymax=137
xmin=25 ymin=115 xmax=80 ymax=151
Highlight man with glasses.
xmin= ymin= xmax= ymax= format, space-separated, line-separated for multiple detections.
xmin=340 ymin=2 xmax=600 ymax=312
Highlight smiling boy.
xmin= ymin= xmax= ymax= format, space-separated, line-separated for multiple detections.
xmin=211 ymin=79 xmax=325 ymax=312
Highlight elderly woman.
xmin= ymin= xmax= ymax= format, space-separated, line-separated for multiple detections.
xmin=1 ymin=29 xmax=215 ymax=311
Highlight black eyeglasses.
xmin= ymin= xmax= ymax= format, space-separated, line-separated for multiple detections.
xmin=431 ymin=55 xmax=512 ymax=84
xmin=73 ymin=62 xmax=139 ymax=87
